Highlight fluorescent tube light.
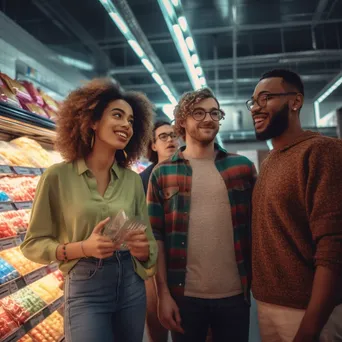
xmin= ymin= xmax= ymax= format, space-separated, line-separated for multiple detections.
xmin=141 ymin=58 xmax=154 ymax=72
xmin=109 ymin=12 xmax=129 ymax=34
xmin=152 ymin=73 xmax=164 ymax=85
xmin=185 ymin=37 xmax=195 ymax=51
xmin=178 ymin=16 xmax=188 ymax=32
xmin=128 ymin=40 xmax=144 ymax=58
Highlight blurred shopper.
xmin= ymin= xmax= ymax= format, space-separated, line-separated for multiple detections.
xmin=147 ymin=88 xmax=256 ymax=342
xmin=140 ymin=121 xmax=179 ymax=342
xmin=140 ymin=121 xmax=179 ymax=193
xmin=21 ymin=79 xmax=157 ymax=342
xmin=247 ymin=69 xmax=342 ymax=342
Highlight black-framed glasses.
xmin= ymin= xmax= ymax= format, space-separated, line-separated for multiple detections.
xmin=190 ymin=108 xmax=225 ymax=121
xmin=246 ymin=92 xmax=298 ymax=111
xmin=157 ymin=132 xmax=178 ymax=142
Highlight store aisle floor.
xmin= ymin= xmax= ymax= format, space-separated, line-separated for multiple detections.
xmin=142 ymin=295 xmax=261 ymax=342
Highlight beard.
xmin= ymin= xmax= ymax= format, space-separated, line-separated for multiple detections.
xmin=186 ymin=121 xmax=219 ymax=145
xmin=255 ymin=104 xmax=290 ymax=141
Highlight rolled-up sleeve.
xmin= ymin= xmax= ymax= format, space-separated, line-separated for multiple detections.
xmin=307 ymin=139 xmax=342 ymax=273
xmin=20 ymin=170 xmax=61 ymax=265
xmin=147 ymin=169 xmax=165 ymax=241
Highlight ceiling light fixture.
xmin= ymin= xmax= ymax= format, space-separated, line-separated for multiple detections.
xmin=158 ymin=0 xmax=207 ymax=90
xmin=99 ymin=0 xmax=178 ymax=117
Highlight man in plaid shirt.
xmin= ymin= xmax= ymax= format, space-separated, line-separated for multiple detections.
xmin=147 ymin=88 xmax=256 ymax=342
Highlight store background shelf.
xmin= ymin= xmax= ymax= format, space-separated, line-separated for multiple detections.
xmin=0 ymin=103 xmax=55 ymax=130
xmin=0 ymin=201 xmax=33 ymax=213
xmin=1 ymin=296 xmax=64 ymax=342
xmin=0 ymin=166 xmax=45 ymax=176
xmin=0 ymin=263 xmax=59 ymax=300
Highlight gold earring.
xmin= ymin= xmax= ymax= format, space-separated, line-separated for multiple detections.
xmin=90 ymin=133 xmax=95 ymax=148
xmin=123 ymin=150 xmax=128 ymax=159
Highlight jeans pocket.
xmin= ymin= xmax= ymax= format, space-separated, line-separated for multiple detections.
xmin=69 ymin=260 xmax=98 ymax=281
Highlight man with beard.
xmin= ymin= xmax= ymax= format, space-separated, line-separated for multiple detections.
xmin=140 ymin=121 xmax=179 ymax=342
xmin=147 ymin=88 xmax=256 ymax=342
xmin=247 ymin=69 xmax=342 ymax=342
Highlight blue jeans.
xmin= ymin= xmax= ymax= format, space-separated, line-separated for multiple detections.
xmin=172 ymin=294 xmax=250 ymax=342
xmin=64 ymin=251 xmax=146 ymax=342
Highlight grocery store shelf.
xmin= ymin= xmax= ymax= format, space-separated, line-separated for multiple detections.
xmin=0 ymin=232 xmax=25 ymax=251
xmin=0 ymin=165 xmax=44 ymax=176
xmin=0 ymin=263 xmax=59 ymax=300
xmin=1 ymin=295 xmax=64 ymax=342
xmin=0 ymin=103 xmax=56 ymax=144
xmin=0 ymin=201 xmax=33 ymax=212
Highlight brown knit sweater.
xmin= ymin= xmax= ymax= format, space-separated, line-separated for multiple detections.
xmin=252 ymin=131 xmax=342 ymax=309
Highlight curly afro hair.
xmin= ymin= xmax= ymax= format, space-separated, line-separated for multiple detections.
xmin=173 ymin=88 xmax=219 ymax=139
xmin=55 ymin=78 xmax=154 ymax=168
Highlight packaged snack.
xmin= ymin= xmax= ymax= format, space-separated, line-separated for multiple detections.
xmin=29 ymin=274 xmax=63 ymax=304
xmin=0 ymin=247 xmax=43 ymax=276
xmin=0 ymin=81 xmax=22 ymax=108
xmin=18 ymin=334 xmax=34 ymax=342
xmin=0 ymin=295 xmax=31 ymax=324
xmin=19 ymin=81 xmax=44 ymax=107
xmin=39 ymin=91 xmax=59 ymax=113
xmin=0 ymin=176 xmax=39 ymax=202
xmin=0 ymin=258 xmax=20 ymax=284
xmin=102 ymin=210 xmax=147 ymax=246
xmin=29 ymin=311 xmax=64 ymax=341
xmin=0 ymin=306 xmax=18 ymax=338
xmin=0 ymin=191 xmax=10 ymax=202
xmin=0 ymin=73 xmax=33 ymax=105
xmin=23 ymin=103 xmax=49 ymax=118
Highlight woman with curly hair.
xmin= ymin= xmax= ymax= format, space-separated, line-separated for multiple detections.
xmin=21 ymin=78 xmax=158 ymax=342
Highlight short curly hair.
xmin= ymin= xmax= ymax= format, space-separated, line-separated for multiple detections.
xmin=174 ymin=88 xmax=219 ymax=139
xmin=55 ymin=78 xmax=154 ymax=168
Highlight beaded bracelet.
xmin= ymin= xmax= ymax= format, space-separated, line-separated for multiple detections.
xmin=62 ymin=243 xmax=69 ymax=261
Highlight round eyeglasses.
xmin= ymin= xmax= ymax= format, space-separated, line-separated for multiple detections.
xmin=157 ymin=132 xmax=178 ymax=142
xmin=190 ymin=108 xmax=225 ymax=121
xmin=246 ymin=92 xmax=298 ymax=111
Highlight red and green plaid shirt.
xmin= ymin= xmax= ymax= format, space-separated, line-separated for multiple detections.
xmin=147 ymin=144 xmax=257 ymax=301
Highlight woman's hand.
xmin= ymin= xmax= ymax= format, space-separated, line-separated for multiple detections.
xmin=125 ymin=230 xmax=150 ymax=262
xmin=82 ymin=218 xmax=120 ymax=259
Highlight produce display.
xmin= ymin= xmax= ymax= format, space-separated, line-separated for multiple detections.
xmin=0 ymin=258 xmax=20 ymax=284
xmin=29 ymin=274 xmax=63 ymax=304
xmin=1 ymin=287 xmax=46 ymax=323
xmin=0 ymin=176 xmax=39 ymax=202
xmin=0 ymin=305 xmax=18 ymax=339
xmin=28 ymin=311 xmax=64 ymax=342
xmin=18 ymin=334 xmax=35 ymax=342
xmin=0 ymin=247 xmax=43 ymax=276
xmin=0 ymin=209 xmax=31 ymax=236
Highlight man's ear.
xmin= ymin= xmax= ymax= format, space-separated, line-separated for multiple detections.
xmin=179 ymin=119 xmax=186 ymax=128
xmin=292 ymin=93 xmax=304 ymax=111
xmin=151 ymin=142 xmax=157 ymax=152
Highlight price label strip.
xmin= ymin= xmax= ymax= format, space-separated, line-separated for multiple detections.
xmin=0 ymin=165 xmax=13 ymax=174
xmin=29 ymin=312 xmax=45 ymax=329
xmin=0 ymin=202 xmax=14 ymax=212
xmin=24 ymin=267 xmax=48 ymax=285
xmin=47 ymin=263 xmax=59 ymax=273
xmin=49 ymin=296 xmax=64 ymax=313
xmin=14 ymin=201 xmax=33 ymax=210
xmin=0 ymin=236 xmax=22 ymax=251
xmin=2 ymin=326 xmax=25 ymax=342
xmin=12 ymin=166 xmax=42 ymax=176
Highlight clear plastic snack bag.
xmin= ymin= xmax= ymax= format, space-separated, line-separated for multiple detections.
xmin=102 ymin=210 xmax=147 ymax=246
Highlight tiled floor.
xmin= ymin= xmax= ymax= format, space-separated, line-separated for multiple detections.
xmin=143 ymin=295 xmax=261 ymax=342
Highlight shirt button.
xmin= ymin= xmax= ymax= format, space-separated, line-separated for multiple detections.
xmin=181 ymin=242 xmax=185 ymax=245
xmin=179 ymin=283 xmax=183 ymax=286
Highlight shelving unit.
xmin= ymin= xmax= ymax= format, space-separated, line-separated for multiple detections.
xmin=0 ymin=103 xmax=64 ymax=342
